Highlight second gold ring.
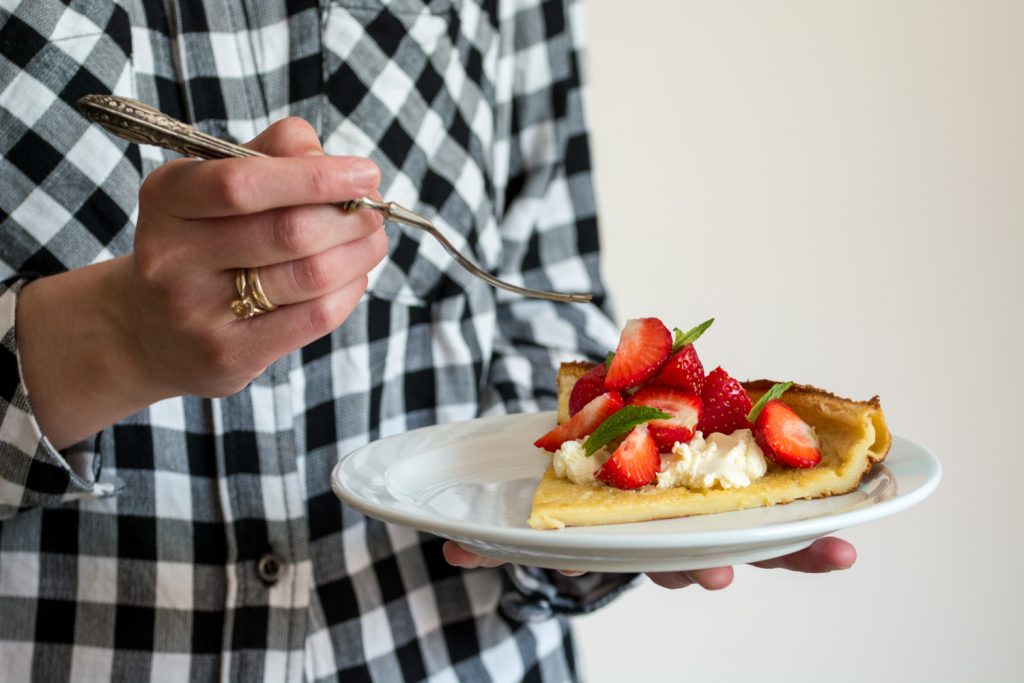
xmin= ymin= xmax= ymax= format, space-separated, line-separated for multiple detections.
xmin=230 ymin=268 xmax=276 ymax=320
xmin=246 ymin=267 xmax=277 ymax=312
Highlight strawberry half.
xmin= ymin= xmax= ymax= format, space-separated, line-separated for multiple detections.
xmin=605 ymin=318 xmax=672 ymax=391
xmin=697 ymin=366 xmax=753 ymax=435
xmin=596 ymin=423 xmax=660 ymax=489
xmin=627 ymin=386 xmax=702 ymax=452
xmin=753 ymin=399 xmax=822 ymax=468
xmin=653 ymin=318 xmax=713 ymax=394
xmin=534 ymin=391 xmax=624 ymax=451
xmin=655 ymin=343 xmax=706 ymax=395
xmin=569 ymin=363 xmax=608 ymax=417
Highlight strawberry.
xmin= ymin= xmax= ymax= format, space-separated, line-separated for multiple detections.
xmin=605 ymin=318 xmax=672 ymax=391
xmin=569 ymin=363 xmax=608 ymax=417
xmin=596 ymin=423 xmax=660 ymax=489
xmin=627 ymin=386 xmax=702 ymax=452
xmin=654 ymin=319 xmax=713 ymax=394
xmin=697 ymin=366 xmax=753 ymax=435
xmin=753 ymin=399 xmax=822 ymax=468
xmin=534 ymin=391 xmax=624 ymax=451
xmin=655 ymin=343 xmax=706 ymax=395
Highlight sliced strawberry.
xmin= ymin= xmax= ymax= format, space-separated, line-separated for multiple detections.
xmin=534 ymin=391 xmax=624 ymax=451
xmin=626 ymin=386 xmax=702 ymax=452
xmin=697 ymin=366 xmax=753 ymax=435
xmin=569 ymin=363 xmax=608 ymax=417
xmin=596 ymin=423 xmax=660 ymax=489
xmin=753 ymin=399 xmax=822 ymax=468
xmin=605 ymin=318 xmax=672 ymax=391
xmin=654 ymin=343 xmax=706 ymax=395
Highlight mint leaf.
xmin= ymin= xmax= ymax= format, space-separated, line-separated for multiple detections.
xmin=746 ymin=381 xmax=793 ymax=423
xmin=604 ymin=351 xmax=615 ymax=368
xmin=583 ymin=406 xmax=669 ymax=456
xmin=671 ymin=318 xmax=715 ymax=354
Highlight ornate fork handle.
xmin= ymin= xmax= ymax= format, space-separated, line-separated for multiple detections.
xmin=77 ymin=94 xmax=592 ymax=304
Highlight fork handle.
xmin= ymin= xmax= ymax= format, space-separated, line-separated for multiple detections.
xmin=78 ymin=94 xmax=266 ymax=160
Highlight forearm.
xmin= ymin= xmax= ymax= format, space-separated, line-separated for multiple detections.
xmin=15 ymin=257 xmax=168 ymax=449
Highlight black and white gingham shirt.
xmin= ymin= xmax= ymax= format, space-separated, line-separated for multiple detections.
xmin=0 ymin=1 xmax=630 ymax=681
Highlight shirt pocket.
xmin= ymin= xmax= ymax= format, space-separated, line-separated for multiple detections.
xmin=321 ymin=0 xmax=503 ymax=307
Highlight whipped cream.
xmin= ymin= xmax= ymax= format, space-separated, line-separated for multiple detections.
xmin=550 ymin=429 xmax=767 ymax=491
xmin=552 ymin=439 xmax=609 ymax=485
xmin=657 ymin=430 xmax=767 ymax=490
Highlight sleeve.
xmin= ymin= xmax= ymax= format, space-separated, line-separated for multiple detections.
xmin=0 ymin=3 xmax=137 ymax=518
xmin=479 ymin=0 xmax=640 ymax=616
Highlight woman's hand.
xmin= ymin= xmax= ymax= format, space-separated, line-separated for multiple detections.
xmin=443 ymin=536 xmax=857 ymax=587
xmin=645 ymin=536 xmax=857 ymax=589
xmin=17 ymin=118 xmax=387 ymax=448
xmin=123 ymin=117 xmax=385 ymax=398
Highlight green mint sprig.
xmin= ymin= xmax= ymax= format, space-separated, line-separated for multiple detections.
xmin=583 ymin=406 xmax=669 ymax=456
xmin=671 ymin=318 xmax=715 ymax=354
xmin=746 ymin=381 xmax=793 ymax=423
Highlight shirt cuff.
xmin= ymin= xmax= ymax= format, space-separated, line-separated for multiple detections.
xmin=0 ymin=278 xmax=117 ymax=519
xmin=500 ymin=564 xmax=640 ymax=622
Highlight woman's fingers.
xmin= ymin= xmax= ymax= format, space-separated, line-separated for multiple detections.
xmin=245 ymin=116 xmax=326 ymax=158
xmin=148 ymin=154 xmax=380 ymax=219
xmin=442 ymin=541 xmax=585 ymax=575
xmin=245 ymin=228 xmax=388 ymax=308
xmin=147 ymin=116 xmax=380 ymax=218
xmin=228 ymin=275 xmax=370 ymax=367
xmin=186 ymin=200 xmax=384 ymax=270
xmin=442 ymin=538 xmax=856 ymax=593
xmin=442 ymin=541 xmax=506 ymax=569
xmin=145 ymin=115 xmax=379 ymax=220
xmin=750 ymin=537 xmax=857 ymax=572
xmin=646 ymin=566 xmax=734 ymax=590
xmin=646 ymin=538 xmax=855 ymax=590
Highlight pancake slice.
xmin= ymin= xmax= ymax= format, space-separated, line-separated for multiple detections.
xmin=528 ymin=364 xmax=892 ymax=530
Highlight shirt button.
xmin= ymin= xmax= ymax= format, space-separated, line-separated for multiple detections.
xmin=257 ymin=553 xmax=285 ymax=586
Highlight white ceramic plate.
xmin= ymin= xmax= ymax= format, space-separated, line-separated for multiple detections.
xmin=331 ymin=412 xmax=941 ymax=572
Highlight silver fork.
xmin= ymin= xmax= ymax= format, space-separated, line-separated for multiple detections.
xmin=77 ymin=94 xmax=592 ymax=304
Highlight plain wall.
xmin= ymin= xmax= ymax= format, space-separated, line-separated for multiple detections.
xmin=574 ymin=2 xmax=1023 ymax=681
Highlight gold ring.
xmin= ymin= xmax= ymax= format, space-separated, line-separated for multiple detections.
xmin=235 ymin=268 xmax=250 ymax=302
xmin=230 ymin=268 xmax=269 ymax=320
xmin=246 ymin=267 xmax=278 ymax=312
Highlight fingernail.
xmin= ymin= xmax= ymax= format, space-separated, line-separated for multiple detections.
xmin=350 ymin=159 xmax=380 ymax=193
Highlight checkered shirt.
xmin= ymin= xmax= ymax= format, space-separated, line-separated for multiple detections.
xmin=0 ymin=0 xmax=630 ymax=681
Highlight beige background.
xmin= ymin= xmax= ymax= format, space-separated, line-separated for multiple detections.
xmin=574 ymin=1 xmax=1023 ymax=682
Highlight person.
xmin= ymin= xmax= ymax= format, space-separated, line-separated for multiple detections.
xmin=0 ymin=1 xmax=855 ymax=681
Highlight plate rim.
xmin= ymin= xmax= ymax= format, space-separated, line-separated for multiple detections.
xmin=331 ymin=412 xmax=942 ymax=553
